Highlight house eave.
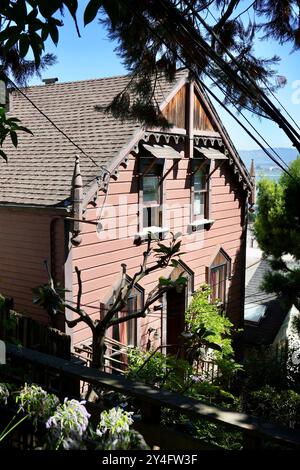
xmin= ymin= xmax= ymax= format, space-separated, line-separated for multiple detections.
xmin=0 ymin=202 xmax=70 ymax=215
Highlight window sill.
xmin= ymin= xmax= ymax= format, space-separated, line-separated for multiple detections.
xmin=188 ymin=219 xmax=215 ymax=231
xmin=134 ymin=226 xmax=169 ymax=242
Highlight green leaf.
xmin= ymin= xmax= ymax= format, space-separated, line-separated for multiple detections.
xmin=0 ymin=149 xmax=8 ymax=162
xmin=48 ymin=22 xmax=59 ymax=45
xmin=84 ymin=0 xmax=103 ymax=26
xmin=17 ymin=126 xmax=33 ymax=135
xmin=38 ymin=0 xmax=62 ymax=18
xmin=19 ymin=34 xmax=30 ymax=58
xmin=0 ymin=26 xmax=20 ymax=43
xmin=10 ymin=131 xmax=18 ymax=148
xmin=158 ymin=277 xmax=172 ymax=286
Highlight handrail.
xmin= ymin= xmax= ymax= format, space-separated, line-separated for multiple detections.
xmin=6 ymin=343 xmax=300 ymax=448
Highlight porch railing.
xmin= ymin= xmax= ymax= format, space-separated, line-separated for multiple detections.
xmin=3 ymin=343 xmax=300 ymax=450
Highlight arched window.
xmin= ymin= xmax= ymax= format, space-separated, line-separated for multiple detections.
xmin=207 ymin=248 xmax=231 ymax=305
xmin=108 ymin=277 xmax=144 ymax=347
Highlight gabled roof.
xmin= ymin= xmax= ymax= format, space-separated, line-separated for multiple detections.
xmin=0 ymin=70 xmax=187 ymax=206
xmin=0 ymin=69 xmax=252 ymax=207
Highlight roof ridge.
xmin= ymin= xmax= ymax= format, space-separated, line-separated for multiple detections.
xmin=18 ymin=68 xmax=188 ymax=90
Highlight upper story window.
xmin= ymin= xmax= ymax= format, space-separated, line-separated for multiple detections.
xmin=143 ymin=173 xmax=162 ymax=228
xmin=191 ymin=159 xmax=210 ymax=224
xmin=137 ymin=155 xmax=166 ymax=239
xmin=207 ymin=248 xmax=231 ymax=305
xmin=193 ymin=167 xmax=208 ymax=219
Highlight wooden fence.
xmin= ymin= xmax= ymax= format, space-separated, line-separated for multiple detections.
xmin=0 ymin=297 xmax=70 ymax=360
xmin=3 ymin=343 xmax=300 ymax=450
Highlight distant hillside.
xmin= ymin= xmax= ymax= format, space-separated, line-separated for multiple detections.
xmin=239 ymin=147 xmax=298 ymax=171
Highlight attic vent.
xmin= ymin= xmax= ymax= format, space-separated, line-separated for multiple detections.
xmin=42 ymin=78 xmax=58 ymax=85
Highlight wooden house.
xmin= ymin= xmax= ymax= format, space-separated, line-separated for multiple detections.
xmin=0 ymin=69 xmax=254 ymax=354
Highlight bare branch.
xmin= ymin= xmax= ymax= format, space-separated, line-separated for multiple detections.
xmin=75 ymin=266 xmax=82 ymax=311
xmin=63 ymin=302 xmax=95 ymax=330
xmin=65 ymin=317 xmax=84 ymax=329
xmin=108 ymin=285 xmax=171 ymax=327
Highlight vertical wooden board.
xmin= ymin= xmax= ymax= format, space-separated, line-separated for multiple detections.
xmin=193 ymin=92 xmax=216 ymax=131
xmin=163 ymin=85 xmax=186 ymax=128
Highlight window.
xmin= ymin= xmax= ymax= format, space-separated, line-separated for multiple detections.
xmin=193 ymin=168 xmax=207 ymax=219
xmin=139 ymin=156 xmax=165 ymax=234
xmin=125 ymin=294 xmax=138 ymax=346
xmin=111 ymin=279 xmax=144 ymax=347
xmin=207 ymin=248 xmax=231 ymax=305
xmin=143 ymin=174 xmax=162 ymax=228
xmin=191 ymin=159 xmax=210 ymax=224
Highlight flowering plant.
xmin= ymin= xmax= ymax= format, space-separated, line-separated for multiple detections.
xmin=46 ymin=398 xmax=91 ymax=449
xmin=0 ymin=383 xmax=9 ymax=405
xmin=16 ymin=383 xmax=59 ymax=425
xmin=95 ymin=407 xmax=148 ymax=450
xmin=97 ymin=407 xmax=134 ymax=436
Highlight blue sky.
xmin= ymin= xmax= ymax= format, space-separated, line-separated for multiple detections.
xmin=29 ymin=2 xmax=300 ymax=152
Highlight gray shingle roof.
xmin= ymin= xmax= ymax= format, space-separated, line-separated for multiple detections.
xmin=244 ymin=259 xmax=288 ymax=345
xmin=245 ymin=259 xmax=276 ymax=305
xmin=0 ymin=70 xmax=188 ymax=206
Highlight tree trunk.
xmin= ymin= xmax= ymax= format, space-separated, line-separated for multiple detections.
xmin=91 ymin=329 xmax=106 ymax=370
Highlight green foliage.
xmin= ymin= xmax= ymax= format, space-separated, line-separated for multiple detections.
xmin=185 ymin=285 xmax=236 ymax=358
xmin=16 ymin=383 xmax=60 ymax=426
xmin=1 ymin=1 xmax=299 ymax=158
xmin=32 ymin=283 xmax=65 ymax=321
xmin=254 ymin=159 xmax=300 ymax=259
xmin=0 ymin=106 xmax=33 ymax=160
xmin=0 ymin=381 xmax=147 ymax=450
xmin=244 ymin=385 xmax=300 ymax=429
xmin=254 ymin=157 xmax=300 ymax=309
xmin=127 ymin=347 xmax=194 ymax=394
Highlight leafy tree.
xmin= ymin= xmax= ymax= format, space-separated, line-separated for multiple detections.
xmin=254 ymin=157 xmax=300 ymax=310
xmin=33 ymin=234 xmax=187 ymax=370
xmin=1 ymin=1 xmax=300 ymax=158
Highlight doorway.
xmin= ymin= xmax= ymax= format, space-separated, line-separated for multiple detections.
xmin=166 ymin=287 xmax=187 ymax=355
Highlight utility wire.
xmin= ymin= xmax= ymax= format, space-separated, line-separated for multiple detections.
xmin=122 ymin=0 xmax=295 ymax=181
xmin=205 ymin=3 xmax=300 ymax=135
xmin=204 ymin=66 xmax=290 ymax=171
xmin=156 ymin=0 xmax=296 ymax=179
xmin=182 ymin=0 xmax=300 ymax=145
xmin=5 ymin=74 xmax=109 ymax=173
xmin=188 ymin=6 xmax=291 ymax=171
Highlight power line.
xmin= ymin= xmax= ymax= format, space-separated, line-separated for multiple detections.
xmin=182 ymin=0 xmax=300 ymax=146
xmin=5 ymin=74 xmax=109 ymax=173
xmin=204 ymin=66 xmax=290 ymax=172
xmin=205 ymin=3 xmax=300 ymax=135
xmin=157 ymin=0 xmax=296 ymax=179
xmin=122 ymin=0 xmax=295 ymax=181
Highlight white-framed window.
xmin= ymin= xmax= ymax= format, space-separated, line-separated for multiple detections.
xmin=189 ymin=158 xmax=214 ymax=230
xmin=136 ymin=156 xmax=168 ymax=241
xmin=142 ymin=173 xmax=162 ymax=228
xmin=193 ymin=166 xmax=208 ymax=220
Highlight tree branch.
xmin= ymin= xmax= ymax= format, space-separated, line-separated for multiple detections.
xmin=108 ymin=285 xmax=170 ymax=327
xmin=75 ymin=266 xmax=82 ymax=311
xmin=63 ymin=302 xmax=95 ymax=330
xmin=213 ymin=0 xmax=239 ymax=34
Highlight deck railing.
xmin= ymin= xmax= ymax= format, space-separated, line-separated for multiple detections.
xmin=3 ymin=343 xmax=300 ymax=450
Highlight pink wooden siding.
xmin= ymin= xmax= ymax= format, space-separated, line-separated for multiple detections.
xmin=70 ymin=153 xmax=246 ymax=348
xmin=0 ymin=210 xmax=65 ymax=326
